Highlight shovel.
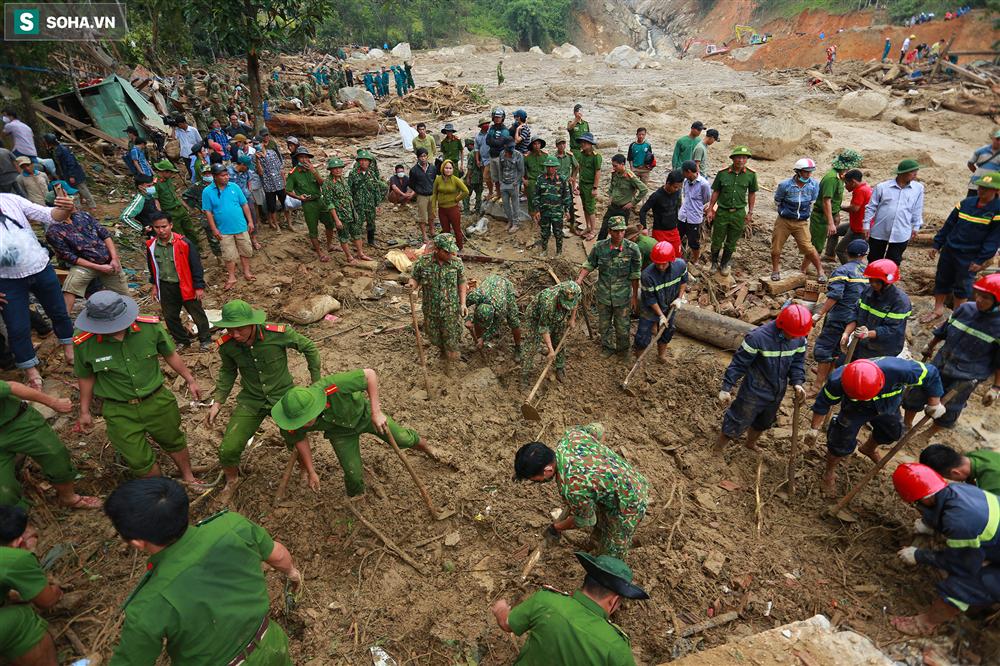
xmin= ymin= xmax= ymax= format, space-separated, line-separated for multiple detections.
xmin=784 ymin=391 xmax=804 ymax=497
xmin=521 ymin=326 xmax=574 ymax=421
xmin=384 ymin=426 xmax=455 ymax=520
xmin=408 ymin=290 xmax=432 ymax=398
xmin=621 ymin=305 xmax=676 ymax=396
xmin=821 ymin=335 xmax=860 ymax=432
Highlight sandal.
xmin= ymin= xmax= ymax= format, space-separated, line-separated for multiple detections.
xmin=179 ymin=478 xmax=214 ymax=494
xmin=770 ymin=271 xmax=781 ymax=281
xmin=818 ymin=274 xmax=828 ymax=284
xmin=918 ymin=311 xmax=943 ymax=325
xmin=59 ymin=495 xmax=102 ymax=510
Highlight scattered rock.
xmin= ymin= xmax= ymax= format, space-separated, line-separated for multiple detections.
xmin=368 ymin=48 xmax=385 ymax=59
xmin=444 ymin=531 xmax=461 ymax=546
xmin=703 ymin=550 xmax=726 ymax=577
xmin=647 ymin=97 xmax=677 ymax=112
xmin=281 ymin=294 xmax=342 ymax=324
xmin=390 ymin=42 xmax=411 ymax=60
xmin=646 ymin=60 xmax=662 ymax=70
xmin=482 ymin=199 xmax=531 ymax=224
xmin=410 ymin=388 xmax=428 ymax=402
xmin=890 ymin=111 xmax=922 ymax=132
xmin=461 ymin=367 xmax=497 ymax=392
xmin=604 ymin=45 xmax=641 ymax=69
xmin=729 ymin=113 xmax=809 ymax=161
xmin=337 ymin=86 xmax=376 ymax=112
xmin=349 ymin=51 xmax=369 ymax=62
xmin=836 ymin=90 xmax=889 ymax=119
xmin=552 ymin=43 xmax=583 ymax=59
xmin=528 ymin=46 xmax=544 ymax=55
xmin=442 ymin=65 xmax=463 ymax=79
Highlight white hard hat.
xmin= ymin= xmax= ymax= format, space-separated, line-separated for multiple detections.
xmin=794 ymin=158 xmax=817 ymax=171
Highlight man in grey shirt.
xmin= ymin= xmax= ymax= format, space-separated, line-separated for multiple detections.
xmin=0 ymin=147 xmax=20 ymax=194
xmin=679 ymin=160 xmax=712 ymax=267
xmin=691 ymin=129 xmax=718 ymax=180
xmin=498 ymin=138 xmax=524 ymax=232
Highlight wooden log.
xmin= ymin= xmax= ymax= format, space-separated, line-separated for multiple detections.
xmin=760 ymin=273 xmax=806 ymax=296
xmin=674 ymin=306 xmax=755 ymax=351
xmin=941 ymin=61 xmax=991 ymax=85
xmin=265 ymin=112 xmax=380 ymax=138
xmin=32 ymin=102 xmax=128 ymax=148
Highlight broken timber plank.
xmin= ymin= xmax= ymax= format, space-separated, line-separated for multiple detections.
xmin=33 ymin=102 xmax=128 ymax=148
xmin=760 ymin=273 xmax=806 ymax=296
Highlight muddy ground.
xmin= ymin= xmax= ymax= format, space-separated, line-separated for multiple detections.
xmin=14 ymin=47 xmax=1000 ymax=664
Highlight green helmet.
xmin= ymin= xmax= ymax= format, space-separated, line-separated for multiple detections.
xmin=729 ymin=146 xmax=752 ymax=158
xmin=543 ymin=155 xmax=560 ymax=167
xmin=327 ymin=157 xmax=345 ymax=169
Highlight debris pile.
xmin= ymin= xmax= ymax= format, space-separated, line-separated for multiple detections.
xmin=382 ymin=80 xmax=488 ymax=120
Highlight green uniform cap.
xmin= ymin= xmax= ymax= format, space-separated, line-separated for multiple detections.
xmin=975 ymin=173 xmax=1000 ymax=189
xmin=896 ymin=158 xmax=920 ymax=174
xmin=271 ymin=385 xmax=326 ymax=430
xmin=543 ymin=155 xmax=560 ymax=167
xmin=558 ymin=281 xmax=581 ymax=306
xmin=575 ymin=551 xmax=649 ymax=599
xmin=432 ymin=232 xmax=459 ymax=254
xmin=356 ymin=149 xmax=374 ymax=160
xmin=464 ymin=138 xmax=475 ymax=146
xmin=607 ymin=216 xmax=627 ymax=231
xmin=729 ymin=145 xmax=752 ymax=157
xmin=153 ymin=159 xmax=179 ymax=172
xmin=327 ymin=157 xmax=345 ymax=169
xmin=212 ymin=300 xmax=266 ymax=328
xmin=831 ymin=148 xmax=863 ymax=170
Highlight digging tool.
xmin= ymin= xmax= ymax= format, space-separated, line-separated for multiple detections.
xmin=545 ymin=267 xmax=592 ymax=340
xmin=384 ymin=425 xmax=455 ymax=520
xmin=820 ymin=335 xmax=860 ymax=431
xmin=621 ymin=305 xmax=676 ymax=396
xmin=521 ymin=326 xmax=575 ymax=421
xmin=785 ymin=392 xmax=804 ymax=497
xmin=274 ymin=453 xmax=297 ymax=506
xmin=408 ymin=290 xmax=432 ymax=397
xmin=520 ymin=509 xmax=567 ymax=582
xmin=827 ymin=383 xmax=971 ymax=521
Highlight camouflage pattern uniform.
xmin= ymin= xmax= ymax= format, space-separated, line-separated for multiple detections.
xmin=347 ymin=163 xmax=388 ymax=244
xmin=522 ymin=281 xmax=580 ymax=380
xmin=182 ymin=69 xmax=196 ymax=100
xmin=320 ymin=177 xmax=360 ymax=242
xmin=411 ymin=249 xmax=466 ymax=352
xmin=195 ymin=105 xmax=212 ymax=135
xmin=531 ymin=170 xmax=571 ymax=253
xmin=554 ymin=422 xmax=650 ymax=559
xmin=466 ymin=276 xmax=520 ymax=343
xmin=583 ymin=226 xmax=641 ymax=353
xmin=205 ymin=74 xmax=219 ymax=98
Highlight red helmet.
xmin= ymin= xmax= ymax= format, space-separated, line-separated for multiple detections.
xmin=651 ymin=241 xmax=676 ymax=264
xmin=774 ymin=303 xmax=813 ymax=338
xmin=863 ymin=258 xmax=900 ymax=284
xmin=973 ymin=274 xmax=1000 ymax=301
xmin=892 ymin=462 xmax=947 ymax=503
xmin=841 ymin=359 xmax=885 ymax=401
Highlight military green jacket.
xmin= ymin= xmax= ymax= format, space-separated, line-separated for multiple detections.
xmin=712 ymin=165 xmax=759 ymax=210
xmin=507 ymin=588 xmax=635 ymax=666
xmin=320 ymin=177 xmax=356 ymax=224
xmin=440 ymin=137 xmax=463 ymax=165
xmin=583 ymin=240 xmax=641 ymax=307
xmin=73 ymin=317 xmax=175 ymax=402
xmin=214 ymin=324 xmax=321 ymax=411
xmin=556 ymin=152 xmax=579 ymax=183
xmin=0 ymin=546 xmax=47 ymax=605
xmin=527 ymin=284 xmax=578 ymax=334
xmin=608 ymin=170 xmax=648 ymax=208
xmin=285 ymin=167 xmax=322 ymax=200
xmin=0 ymin=381 xmax=23 ymax=426
xmin=524 ymin=152 xmax=549 ymax=183
xmin=568 ymin=120 xmax=590 ymax=152
xmin=154 ymin=180 xmax=186 ymax=212
xmin=532 ymin=174 xmax=571 ymax=217
xmin=110 ymin=511 xmax=278 ymax=666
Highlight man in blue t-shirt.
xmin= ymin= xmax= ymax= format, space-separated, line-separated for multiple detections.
xmin=202 ymin=164 xmax=255 ymax=289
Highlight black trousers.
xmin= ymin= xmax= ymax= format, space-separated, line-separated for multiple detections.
xmin=159 ymin=281 xmax=211 ymax=344
xmin=868 ymin=238 xmax=909 ymax=265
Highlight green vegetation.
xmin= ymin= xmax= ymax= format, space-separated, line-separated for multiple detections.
xmin=752 ymin=0 xmax=989 ymax=22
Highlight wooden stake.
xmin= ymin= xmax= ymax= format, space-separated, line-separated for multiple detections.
xmin=786 ymin=394 xmax=803 ymax=496
xmin=408 ymin=290 xmax=432 ymax=397
xmin=274 ymin=452 xmax=297 ymax=505
xmin=383 ymin=426 xmax=454 ymax=520
xmin=343 ymin=502 xmax=425 ymax=575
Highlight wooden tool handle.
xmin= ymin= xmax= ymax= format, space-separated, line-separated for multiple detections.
xmin=524 ymin=325 xmax=574 ymax=404
xmin=622 ymin=304 xmax=676 ymax=387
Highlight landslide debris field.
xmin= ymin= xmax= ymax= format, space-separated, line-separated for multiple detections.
xmin=23 ymin=47 xmax=1000 ymax=665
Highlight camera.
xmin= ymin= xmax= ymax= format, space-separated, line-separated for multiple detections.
xmin=162 ymin=114 xmax=185 ymax=127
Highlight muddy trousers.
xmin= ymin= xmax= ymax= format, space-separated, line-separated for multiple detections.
xmin=710 ymin=207 xmax=746 ymax=262
xmin=538 ymin=213 xmax=563 ymax=252
xmin=590 ymin=498 xmax=648 ymax=559
xmin=463 ymin=182 xmax=483 ymax=214
xmin=0 ymin=405 xmax=78 ymax=508
xmin=521 ymin=321 xmax=569 ymax=381
xmin=597 ymin=302 xmax=631 ymax=352
xmin=356 ymin=205 xmax=376 ymax=244
xmin=218 ymin=404 xmax=271 ymax=468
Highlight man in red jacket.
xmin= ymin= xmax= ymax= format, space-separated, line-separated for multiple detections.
xmin=146 ymin=212 xmax=212 ymax=351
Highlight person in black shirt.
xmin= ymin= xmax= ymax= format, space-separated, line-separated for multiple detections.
xmin=408 ymin=150 xmax=437 ymax=241
xmin=638 ymin=170 xmax=684 ymax=249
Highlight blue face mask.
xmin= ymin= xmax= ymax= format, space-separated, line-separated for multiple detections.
xmin=202 ymin=175 xmax=213 ymax=183
xmin=796 ymin=175 xmax=810 ymax=184
xmin=145 ymin=186 xmax=156 ymax=196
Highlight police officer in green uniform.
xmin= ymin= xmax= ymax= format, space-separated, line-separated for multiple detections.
xmin=491 ymin=551 xmax=647 ymax=665
xmin=208 ymin=300 xmax=323 ymax=502
xmin=152 ymin=159 xmax=207 ymax=252
xmin=0 ymin=379 xmax=100 ymax=510
xmin=706 ymin=145 xmax=758 ymax=276
xmin=74 ymin=291 xmax=205 ymax=487
xmin=0 ymin=505 xmax=64 ymax=666
xmin=104 ymin=477 xmax=300 ymax=665
xmin=271 ymin=368 xmax=444 ymax=497
xmin=286 ymin=147 xmax=334 ymax=249
xmin=577 ymin=217 xmax=641 ymax=358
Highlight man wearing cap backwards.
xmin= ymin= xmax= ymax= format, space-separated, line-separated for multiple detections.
xmin=805 ymin=357 xmax=944 ymax=495
xmin=208 ymin=299 xmax=322 ymax=502
xmin=321 ymin=156 xmax=368 ymax=264
xmin=522 ymin=281 xmax=580 ymax=385
xmin=771 ymin=158 xmax=823 ymax=283
xmin=599 ymin=154 xmax=648 ymax=241
xmin=523 ymin=137 xmax=549 ymax=218
xmin=152 ymin=158 xmax=206 ymax=252
xmin=532 ymin=154 xmax=572 ymax=256
xmin=575 ymin=133 xmax=602 ymax=240
xmin=863 ymin=159 xmax=924 ymax=265
xmin=635 ymin=241 xmax=687 ymax=363
xmin=840 ymin=258 xmax=911 ymax=361
xmin=271 ymin=367 xmax=444 ymax=497
xmin=672 ymin=121 xmax=704 ymax=170
xmin=715 ymin=304 xmax=811 ymax=453
xmin=474 ymin=118 xmax=494 ymax=201
xmin=465 ymin=275 xmax=522 ymax=354
xmin=408 ymin=233 xmax=467 ymax=362
xmin=578 ymin=216 xmax=641 ymax=359
xmin=809 ymin=150 xmax=862 ymax=264
xmin=923 ymin=174 xmax=1000 ymax=323
xmin=705 ymin=146 xmax=758 ymax=276
xmin=809 ymin=238 xmax=870 ymax=394
xmin=903 ymin=274 xmax=1000 ymax=435
xmin=513 ymin=422 xmax=650 ymax=559
xmin=491 ymin=551 xmax=647 ymax=665
xmin=348 ymin=149 xmax=388 ymax=246
xmin=74 ymin=291 xmax=206 ymax=487
xmin=286 ymin=147 xmax=337 ymax=262
xmin=889 ymin=462 xmax=1000 ymax=636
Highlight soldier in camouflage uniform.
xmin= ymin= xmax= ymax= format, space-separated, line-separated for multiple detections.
xmin=465 ymin=275 xmax=521 ymax=354
xmin=194 ymin=104 xmax=213 ymax=135
xmin=347 ymin=149 xmax=388 ymax=246
xmin=408 ymin=234 xmax=467 ymax=361
xmin=320 ymin=156 xmax=369 ymax=264
xmin=267 ymin=76 xmax=283 ymax=101
xmin=514 ymin=422 xmax=650 ymax=559
xmin=578 ymin=216 xmax=641 ymax=358
xmin=180 ymin=61 xmax=196 ymax=100
xmin=463 ymin=138 xmax=483 ymax=215
xmin=531 ymin=155 xmax=572 ymax=256
xmin=204 ymin=73 xmax=219 ymax=98
xmin=209 ymin=95 xmax=226 ymax=126
xmin=298 ymin=81 xmax=312 ymax=106
xmin=522 ymin=281 xmax=580 ymax=384
xmin=523 ymin=138 xmax=549 ymax=216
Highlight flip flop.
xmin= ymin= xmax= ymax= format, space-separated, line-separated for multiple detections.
xmin=59 ymin=495 xmax=102 ymax=510
xmin=179 ymin=478 xmax=214 ymax=493
xmin=818 ymin=275 xmax=828 ymax=284
xmin=918 ymin=311 xmax=943 ymax=324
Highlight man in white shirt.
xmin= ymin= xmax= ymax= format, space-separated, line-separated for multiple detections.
xmin=173 ymin=117 xmax=202 ymax=166
xmin=1 ymin=109 xmax=37 ymax=159
xmin=863 ymin=159 xmax=924 ymax=265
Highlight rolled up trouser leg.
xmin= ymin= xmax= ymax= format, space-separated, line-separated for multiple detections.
xmin=722 ymin=389 xmax=781 ymax=440
xmin=218 ymin=403 xmax=269 ymax=468
xmin=937 ymin=563 xmax=1000 ymax=613
xmin=813 ymin=316 xmax=849 ymax=364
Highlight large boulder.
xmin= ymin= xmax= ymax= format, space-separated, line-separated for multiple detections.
xmin=442 ymin=65 xmax=463 ymax=78
xmin=604 ymin=45 xmax=641 ymax=69
xmin=890 ymin=111 xmax=922 ymax=132
xmin=349 ymin=51 xmax=369 ymax=62
xmin=482 ymin=199 xmax=531 ymax=224
xmin=528 ymin=46 xmax=544 ymax=54
xmin=836 ymin=91 xmax=889 ymax=119
xmin=367 ymin=48 xmax=386 ymax=59
xmin=390 ymin=42 xmax=411 ymax=60
xmin=729 ymin=113 xmax=809 ymax=161
xmin=337 ymin=86 xmax=377 ymax=112
xmin=552 ymin=43 xmax=583 ymax=59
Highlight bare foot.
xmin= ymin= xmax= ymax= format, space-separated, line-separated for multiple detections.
xmin=318 ymin=254 xmax=331 ymax=262
xmin=890 ymin=614 xmax=939 ymax=636
xmin=345 ymin=257 xmax=358 ymax=265
xmin=918 ymin=311 xmax=944 ymax=325
xmin=243 ymin=274 xmax=257 ymax=282
xmin=821 ymin=472 xmax=837 ymax=496
xmin=858 ymin=443 xmax=882 ymax=463
xmin=57 ymin=494 xmax=102 ymax=510
xmin=252 ymin=241 xmax=263 ymax=251
xmin=357 ymin=252 xmax=374 ymax=261
xmin=743 ymin=440 xmax=763 ymax=453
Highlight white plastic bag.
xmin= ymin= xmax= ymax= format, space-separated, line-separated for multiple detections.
xmin=0 ymin=218 xmax=40 ymax=269
xmin=396 ymin=117 xmax=418 ymax=152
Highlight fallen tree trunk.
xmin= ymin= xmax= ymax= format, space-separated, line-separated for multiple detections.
xmin=675 ymin=306 xmax=755 ymax=351
xmin=265 ymin=111 xmax=380 ymax=138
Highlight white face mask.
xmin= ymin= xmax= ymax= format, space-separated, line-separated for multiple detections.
xmin=1 ymin=116 xmax=9 ymax=124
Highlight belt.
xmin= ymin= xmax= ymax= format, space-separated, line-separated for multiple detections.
xmin=102 ymin=384 xmax=164 ymax=405
xmin=718 ymin=206 xmax=745 ymax=211
xmin=226 ymin=616 xmax=270 ymax=666
xmin=0 ymin=401 xmax=29 ymax=430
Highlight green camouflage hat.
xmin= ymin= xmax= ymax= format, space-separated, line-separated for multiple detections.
xmin=896 ymin=158 xmax=920 ymax=174
xmin=729 ymin=146 xmax=752 ymax=158
xmin=831 ymin=149 xmax=863 ymax=170
xmin=432 ymin=233 xmax=459 ymax=254
xmin=153 ymin=159 xmax=179 ymax=172
xmin=473 ymin=303 xmax=496 ymax=328
xmin=557 ymin=281 xmax=581 ymax=307
xmin=464 ymin=138 xmax=475 ymax=146
xmin=608 ymin=216 xmax=627 ymax=231
xmin=211 ymin=299 xmax=266 ymax=329
xmin=271 ymin=385 xmax=326 ymax=431
xmin=356 ymin=149 xmax=374 ymax=160
xmin=974 ymin=173 xmax=1000 ymax=189
xmin=327 ymin=157 xmax=345 ymax=169
xmin=543 ymin=155 xmax=560 ymax=167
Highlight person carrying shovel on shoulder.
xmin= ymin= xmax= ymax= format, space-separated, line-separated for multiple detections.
xmin=521 ymin=281 xmax=580 ymax=387
xmin=634 ymin=240 xmax=687 ymax=363
xmin=271 ymin=368 xmax=447 ymax=498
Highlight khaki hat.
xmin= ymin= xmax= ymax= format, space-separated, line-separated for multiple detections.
xmin=14 ymin=156 xmax=31 ymax=167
